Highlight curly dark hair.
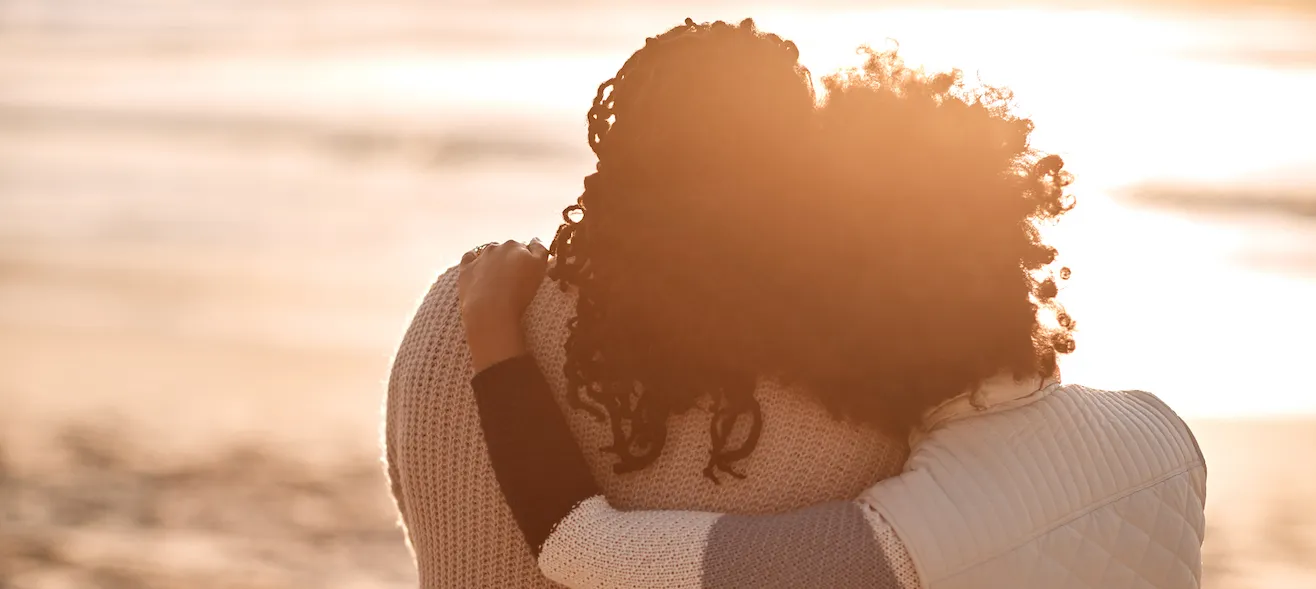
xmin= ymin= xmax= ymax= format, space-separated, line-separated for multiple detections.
xmin=549 ymin=18 xmax=1076 ymax=482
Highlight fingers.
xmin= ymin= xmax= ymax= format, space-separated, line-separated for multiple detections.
xmin=461 ymin=242 xmax=497 ymax=265
xmin=461 ymin=238 xmax=545 ymax=265
xmin=527 ymin=237 xmax=549 ymax=261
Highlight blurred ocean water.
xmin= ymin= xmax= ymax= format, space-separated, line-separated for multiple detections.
xmin=1 ymin=2 xmax=1315 ymax=587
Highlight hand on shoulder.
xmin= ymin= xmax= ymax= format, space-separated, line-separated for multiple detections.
xmin=458 ymin=239 xmax=550 ymax=372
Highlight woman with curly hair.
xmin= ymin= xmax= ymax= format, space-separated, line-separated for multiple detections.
xmin=387 ymin=19 xmax=906 ymax=588
xmin=391 ymin=18 xmax=1207 ymax=589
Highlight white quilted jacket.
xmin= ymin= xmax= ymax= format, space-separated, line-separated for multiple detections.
xmin=860 ymin=377 xmax=1209 ymax=589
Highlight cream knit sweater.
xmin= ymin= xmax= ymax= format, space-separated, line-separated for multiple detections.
xmin=384 ymin=266 xmax=908 ymax=588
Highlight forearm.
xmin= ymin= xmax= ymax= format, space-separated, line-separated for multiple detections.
xmin=472 ymin=356 xmax=918 ymax=589
xmin=464 ymin=312 xmax=530 ymax=374
xmin=538 ymin=496 xmax=914 ymax=589
xmin=473 ymin=355 xmax=600 ymax=555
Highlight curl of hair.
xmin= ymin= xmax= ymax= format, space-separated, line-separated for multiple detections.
xmin=550 ymin=22 xmax=1076 ymax=481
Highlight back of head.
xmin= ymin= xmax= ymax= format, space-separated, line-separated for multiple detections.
xmin=550 ymin=21 xmax=1075 ymax=480
xmin=786 ymin=49 xmax=1076 ymax=432
xmin=551 ymin=18 xmax=818 ymax=479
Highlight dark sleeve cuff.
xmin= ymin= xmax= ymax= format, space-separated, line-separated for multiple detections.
xmin=473 ymin=355 xmax=601 ymax=556
xmin=471 ymin=355 xmax=544 ymax=398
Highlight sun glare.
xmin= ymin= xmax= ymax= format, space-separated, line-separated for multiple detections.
xmin=736 ymin=8 xmax=1316 ymax=418
xmin=746 ymin=8 xmax=1316 ymax=190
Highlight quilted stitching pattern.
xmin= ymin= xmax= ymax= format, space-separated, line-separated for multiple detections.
xmin=863 ymin=385 xmax=1207 ymax=589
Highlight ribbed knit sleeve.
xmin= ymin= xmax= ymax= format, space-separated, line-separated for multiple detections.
xmin=532 ymin=495 xmax=919 ymax=589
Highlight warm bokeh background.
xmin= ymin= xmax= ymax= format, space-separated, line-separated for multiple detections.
xmin=2 ymin=1 xmax=1313 ymax=587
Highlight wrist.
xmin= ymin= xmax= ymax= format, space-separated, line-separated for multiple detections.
xmin=466 ymin=322 xmax=528 ymax=374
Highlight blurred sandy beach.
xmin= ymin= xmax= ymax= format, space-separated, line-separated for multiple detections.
xmin=2 ymin=1 xmax=1315 ymax=587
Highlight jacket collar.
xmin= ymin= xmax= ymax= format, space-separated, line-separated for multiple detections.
xmin=910 ymin=373 xmax=1062 ymax=447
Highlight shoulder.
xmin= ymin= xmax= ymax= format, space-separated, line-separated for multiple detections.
xmin=395 ymin=264 xmax=463 ymax=358
xmin=1041 ymin=384 xmax=1207 ymax=476
xmin=389 ymin=266 xmax=571 ymax=388
xmin=386 ymin=264 xmax=466 ymax=413
xmin=1103 ymin=387 xmax=1206 ymax=471
xmin=527 ymin=274 xmax=576 ymax=319
xmin=1054 ymin=386 xmax=1198 ymax=439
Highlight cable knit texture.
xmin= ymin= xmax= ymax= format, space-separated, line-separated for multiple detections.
xmin=384 ymin=266 xmax=908 ymax=588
